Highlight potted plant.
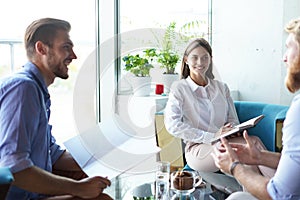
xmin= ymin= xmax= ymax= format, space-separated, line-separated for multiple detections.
xmin=157 ymin=50 xmax=180 ymax=75
xmin=123 ymin=48 xmax=156 ymax=77
xmin=122 ymin=48 xmax=156 ymax=96
xmin=156 ymin=22 xmax=180 ymax=93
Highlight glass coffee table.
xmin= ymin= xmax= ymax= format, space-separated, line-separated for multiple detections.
xmin=105 ymin=171 xmax=229 ymax=200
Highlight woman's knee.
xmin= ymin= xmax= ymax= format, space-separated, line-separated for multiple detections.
xmin=249 ymin=135 xmax=266 ymax=150
xmin=186 ymin=154 xmax=219 ymax=172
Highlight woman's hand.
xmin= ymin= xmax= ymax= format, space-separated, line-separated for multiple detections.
xmin=221 ymin=123 xmax=234 ymax=133
xmin=216 ymin=123 xmax=241 ymax=139
xmin=215 ymin=123 xmax=231 ymax=137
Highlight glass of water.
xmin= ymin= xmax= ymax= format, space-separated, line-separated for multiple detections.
xmin=155 ymin=161 xmax=170 ymax=200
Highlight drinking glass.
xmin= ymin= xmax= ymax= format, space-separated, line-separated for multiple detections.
xmin=155 ymin=161 xmax=170 ymax=200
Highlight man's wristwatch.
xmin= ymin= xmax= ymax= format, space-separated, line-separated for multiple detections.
xmin=230 ymin=161 xmax=241 ymax=175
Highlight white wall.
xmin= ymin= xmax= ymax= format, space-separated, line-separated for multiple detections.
xmin=212 ymin=0 xmax=300 ymax=105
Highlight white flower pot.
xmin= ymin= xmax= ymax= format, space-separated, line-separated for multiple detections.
xmin=162 ymin=74 xmax=179 ymax=94
xmin=130 ymin=76 xmax=152 ymax=96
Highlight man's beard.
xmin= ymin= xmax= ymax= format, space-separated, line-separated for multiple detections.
xmin=285 ymin=56 xmax=300 ymax=93
xmin=54 ymin=69 xmax=69 ymax=80
xmin=47 ymin=51 xmax=69 ymax=80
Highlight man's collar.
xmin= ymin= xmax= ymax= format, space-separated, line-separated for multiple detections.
xmin=23 ymin=62 xmax=49 ymax=95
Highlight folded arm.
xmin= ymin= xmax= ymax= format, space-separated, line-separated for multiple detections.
xmin=52 ymin=151 xmax=88 ymax=180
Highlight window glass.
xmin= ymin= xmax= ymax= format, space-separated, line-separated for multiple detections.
xmin=120 ymin=0 xmax=210 ymax=32
xmin=119 ymin=0 xmax=211 ymax=94
xmin=0 ymin=0 xmax=96 ymax=145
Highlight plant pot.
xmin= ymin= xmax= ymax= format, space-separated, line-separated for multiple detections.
xmin=162 ymin=74 xmax=179 ymax=94
xmin=130 ymin=76 xmax=152 ymax=96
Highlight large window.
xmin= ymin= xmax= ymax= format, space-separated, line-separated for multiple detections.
xmin=0 ymin=0 xmax=96 ymax=145
xmin=120 ymin=0 xmax=211 ymax=35
xmin=95 ymin=0 xmax=212 ymax=141
xmin=117 ymin=0 xmax=212 ymax=94
xmin=97 ymin=0 xmax=212 ymax=132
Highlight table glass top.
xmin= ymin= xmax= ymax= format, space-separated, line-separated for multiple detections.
xmin=105 ymin=171 xmax=228 ymax=200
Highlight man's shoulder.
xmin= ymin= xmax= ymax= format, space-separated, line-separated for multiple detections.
xmin=288 ymin=94 xmax=300 ymax=115
xmin=0 ymin=72 xmax=38 ymax=92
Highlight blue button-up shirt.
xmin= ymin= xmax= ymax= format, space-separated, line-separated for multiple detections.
xmin=267 ymin=94 xmax=300 ymax=199
xmin=0 ymin=62 xmax=65 ymax=199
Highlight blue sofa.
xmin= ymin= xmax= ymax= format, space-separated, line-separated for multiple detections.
xmin=234 ymin=101 xmax=289 ymax=152
xmin=182 ymin=101 xmax=289 ymax=172
xmin=0 ymin=167 xmax=14 ymax=199
xmin=156 ymin=100 xmax=289 ymax=170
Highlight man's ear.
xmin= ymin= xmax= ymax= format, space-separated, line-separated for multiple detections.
xmin=35 ymin=41 xmax=47 ymax=55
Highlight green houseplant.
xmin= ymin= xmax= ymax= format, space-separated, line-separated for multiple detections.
xmin=155 ymin=22 xmax=181 ymax=94
xmin=122 ymin=48 xmax=156 ymax=96
xmin=122 ymin=48 xmax=156 ymax=77
xmin=156 ymin=22 xmax=180 ymax=75
xmin=157 ymin=51 xmax=179 ymax=74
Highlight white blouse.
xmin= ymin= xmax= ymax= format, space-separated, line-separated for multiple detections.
xmin=164 ymin=76 xmax=239 ymax=144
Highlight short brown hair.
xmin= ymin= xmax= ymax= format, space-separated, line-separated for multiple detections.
xmin=24 ymin=18 xmax=71 ymax=59
xmin=285 ymin=18 xmax=300 ymax=44
xmin=284 ymin=18 xmax=300 ymax=93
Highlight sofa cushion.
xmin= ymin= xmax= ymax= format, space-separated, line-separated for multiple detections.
xmin=234 ymin=101 xmax=289 ymax=151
